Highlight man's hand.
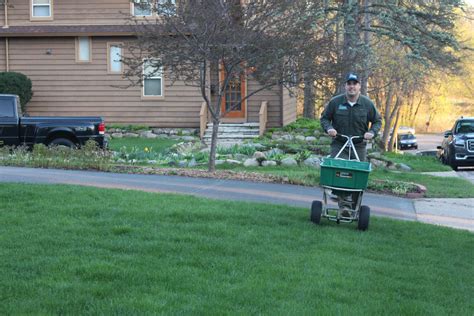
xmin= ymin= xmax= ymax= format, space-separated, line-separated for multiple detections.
xmin=364 ymin=132 xmax=374 ymax=140
xmin=327 ymin=129 xmax=337 ymax=137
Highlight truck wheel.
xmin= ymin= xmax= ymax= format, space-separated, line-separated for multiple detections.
xmin=448 ymin=151 xmax=458 ymax=171
xmin=49 ymin=138 xmax=76 ymax=148
xmin=310 ymin=201 xmax=323 ymax=224
xmin=357 ymin=205 xmax=370 ymax=231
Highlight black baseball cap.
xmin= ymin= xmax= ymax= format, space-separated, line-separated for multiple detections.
xmin=346 ymin=73 xmax=360 ymax=83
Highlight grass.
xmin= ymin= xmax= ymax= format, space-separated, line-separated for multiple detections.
xmin=381 ymin=152 xmax=452 ymax=172
xmin=108 ymin=138 xmax=179 ymax=153
xmin=0 ymin=183 xmax=472 ymax=314
xmin=371 ymin=169 xmax=474 ymax=198
xmin=214 ymin=164 xmax=474 ymax=198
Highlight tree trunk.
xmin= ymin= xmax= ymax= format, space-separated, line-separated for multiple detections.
xmin=410 ymin=96 xmax=423 ymax=127
xmin=389 ymin=95 xmax=403 ymax=151
xmin=303 ymin=66 xmax=315 ymax=118
xmin=360 ymin=0 xmax=371 ymax=95
xmin=388 ymin=106 xmax=402 ymax=152
xmin=381 ymin=86 xmax=394 ymax=151
xmin=339 ymin=0 xmax=361 ymax=93
xmin=208 ymin=117 xmax=220 ymax=172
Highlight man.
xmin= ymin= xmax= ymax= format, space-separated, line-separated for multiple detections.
xmin=320 ymin=73 xmax=382 ymax=161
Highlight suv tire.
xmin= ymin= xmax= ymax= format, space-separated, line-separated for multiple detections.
xmin=448 ymin=150 xmax=458 ymax=171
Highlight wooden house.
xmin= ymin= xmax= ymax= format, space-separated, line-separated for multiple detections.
xmin=0 ymin=0 xmax=297 ymax=138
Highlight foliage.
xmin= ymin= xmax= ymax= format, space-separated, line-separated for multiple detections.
xmin=368 ymin=179 xmax=418 ymax=196
xmin=294 ymin=150 xmax=312 ymax=163
xmin=282 ymin=118 xmax=322 ymax=132
xmin=122 ymin=0 xmax=310 ymax=172
xmin=191 ymin=151 xmax=209 ymax=164
xmin=0 ymin=72 xmax=33 ymax=113
xmin=107 ymin=124 xmax=150 ymax=132
xmin=370 ymin=169 xmax=474 ymax=198
xmin=217 ymin=144 xmax=257 ymax=157
xmin=108 ymin=138 xmax=179 ymax=154
xmin=0 ymin=141 xmax=113 ymax=170
xmin=382 ymin=152 xmax=452 ymax=172
xmin=265 ymin=152 xmax=286 ymax=164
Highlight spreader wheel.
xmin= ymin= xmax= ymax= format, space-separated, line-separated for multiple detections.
xmin=357 ymin=205 xmax=370 ymax=231
xmin=310 ymin=200 xmax=323 ymax=224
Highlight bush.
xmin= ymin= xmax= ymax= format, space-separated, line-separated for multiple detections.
xmin=283 ymin=118 xmax=322 ymax=132
xmin=0 ymin=72 xmax=33 ymax=113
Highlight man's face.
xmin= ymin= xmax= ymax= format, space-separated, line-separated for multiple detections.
xmin=345 ymin=80 xmax=361 ymax=97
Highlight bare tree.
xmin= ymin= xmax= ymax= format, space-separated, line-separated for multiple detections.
xmin=122 ymin=0 xmax=310 ymax=171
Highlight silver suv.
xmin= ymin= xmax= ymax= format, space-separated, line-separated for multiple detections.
xmin=438 ymin=117 xmax=474 ymax=170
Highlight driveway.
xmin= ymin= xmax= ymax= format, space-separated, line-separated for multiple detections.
xmin=0 ymin=166 xmax=472 ymax=231
xmin=403 ymin=133 xmax=474 ymax=182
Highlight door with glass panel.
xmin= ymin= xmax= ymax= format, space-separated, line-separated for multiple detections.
xmin=219 ymin=66 xmax=246 ymax=118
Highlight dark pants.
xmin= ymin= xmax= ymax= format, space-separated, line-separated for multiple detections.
xmin=330 ymin=142 xmax=367 ymax=161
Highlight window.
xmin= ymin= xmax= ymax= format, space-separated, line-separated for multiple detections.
xmin=132 ymin=0 xmax=176 ymax=16
xmin=456 ymin=120 xmax=474 ymax=134
xmin=157 ymin=0 xmax=176 ymax=15
xmin=132 ymin=0 xmax=152 ymax=16
xmin=108 ymin=43 xmax=123 ymax=74
xmin=143 ymin=59 xmax=163 ymax=97
xmin=31 ymin=0 xmax=52 ymax=19
xmin=76 ymin=37 xmax=91 ymax=62
xmin=0 ymin=98 xmax=15 ymax=118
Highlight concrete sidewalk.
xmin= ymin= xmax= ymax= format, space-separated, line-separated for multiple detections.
xmin=0 ymin=166 xmax=472 ymax=232
xmin=414 ymin=199 xmax=474 ymax=232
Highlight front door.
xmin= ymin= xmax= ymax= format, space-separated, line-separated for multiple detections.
xmin=219 ymin=66 xmax=246 ymax=119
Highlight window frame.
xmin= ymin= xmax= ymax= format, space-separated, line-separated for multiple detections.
xmin=142 ymin=59 xmax=165 ymax=99
xmin=75 ymin=37 xmax=92 ymax=63
xmin=131 ymin=0 xmax=153 ymax=17
xmin=30 ymin=0 xmax=53 ymax=21
xmin=131 ymin=0 xmax=177 ymax=17
xmin=157 ymin=0 xmax=177 ymax=16
xmin=107 ymin=42 xmax=124 ymax=74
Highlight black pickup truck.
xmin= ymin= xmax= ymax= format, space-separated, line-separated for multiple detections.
xmin=0 ymin=94 xmax=106 ymax=148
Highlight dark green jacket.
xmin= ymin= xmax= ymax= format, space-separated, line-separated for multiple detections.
xmin=320 ymin=94 xmax=382 ymax=139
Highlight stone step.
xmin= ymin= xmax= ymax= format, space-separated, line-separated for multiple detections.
xmin=205 ymin=128 xmax=259 ymax=133
xmin=202 ymin=123 xmax=260 ymax=146
xmin=207 ymin=123 xmax=260 ymax=128
xmin=203 ymin=134 xmax=259 ymax=140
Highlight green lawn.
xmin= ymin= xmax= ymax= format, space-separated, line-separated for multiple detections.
xmin=370 ymin=169 xmax=474 ymax=198
xmin=0 ymin=184 xmax=472 ymax=314
xmin=382 ymin=152 xmax=452 ymax=172
xmin=215 ymin=164 xmax=474 ymax=198
xmin=108 ymin=137 xmax=179 ymax=153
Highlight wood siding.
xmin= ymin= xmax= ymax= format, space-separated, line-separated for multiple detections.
xmin=0 ymin=5 xmax=4 ymax=27
xmin=0 ymin=40 xmax=5 ymax=71
xmin=210 ymin=66 xmax=283 ymax=127
xmin=282 ymin=87 xmax=297 ymax=126
xmin=246 ymin=81 xmax=281 ymax=128
xmin=5 ymin=36 xmax=203 ymax=127
xmin=7 ymin=0 xmax=131 ymax=26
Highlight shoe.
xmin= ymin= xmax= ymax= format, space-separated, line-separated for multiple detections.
xmin=341 ymin=210 xmax=351 ymax=217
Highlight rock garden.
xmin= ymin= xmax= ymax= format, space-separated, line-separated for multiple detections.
xmin=1 ymin=119 xmax=470 ymax=198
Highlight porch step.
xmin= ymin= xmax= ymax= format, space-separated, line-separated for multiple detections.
xmin=207 ymin=123 xmax=260 ymax=128
xmin=202 ymin=123 xmax=260 ymax=146
xmin=205 ymin=128 xmax=259 ymax=134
